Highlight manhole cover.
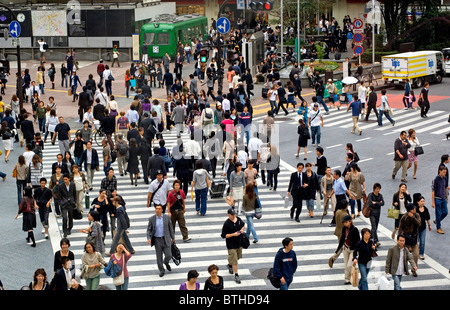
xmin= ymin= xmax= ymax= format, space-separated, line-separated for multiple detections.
xmin=275 ymin=117 xmax=292 ymax=121
xmin=251 ymin=268 xmax=270 ymax=279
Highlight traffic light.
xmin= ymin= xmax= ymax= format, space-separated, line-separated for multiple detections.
xmin=200 ymin=49 xmax=208 ymax=63
xmin=249 ymin=1 xmax=274 ymax=11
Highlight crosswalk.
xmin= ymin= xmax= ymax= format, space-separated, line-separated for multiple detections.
xmin=284 ymin=106 xmax=450 ymax=138
xmin=42 ymin=111 xmax=450 ymax=290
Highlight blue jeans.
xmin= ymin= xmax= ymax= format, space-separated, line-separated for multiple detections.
xmin=378 ymin=110 xmax=394 ymax=126
xmin=350 ymin=199 xmax=362 ymax=215
xmin=103 ymin=161 xmax=111 ymax=176
xmin=269 ymin=100 xmax=278 ymax=114
xmin=317 ymin=95 xmax=329 ymax=112
xmin=61 ymin=75 xmax=68 ymax=88
xmin=105 ymin=80 xmax=112 ymax=96
xmin=280 ymin=275 xmax=293 ymax=290
xmin=16 ymin=179 xmax=27 ymax=205
xmin=72 ymin=85 xmax=78 ymax=101
xmin=434 ymin=198 xmax=448 ymax=229
xmin=419 ymin=228 xmax=426 ymax=256
xmin=393 ymin=274 xmax=403 ymax=290
xmin=245 ymin=213 xmax=259 ymax=242
xmin=358 ymin=262 xmax=371 ymax=290
xmin=310 ymin=126 xmax=321 ymax=144
xmin=39 ymin=83 xmax=45 ymax=95
xmin=0 ymin=171 xmax=6 ymax=179
xmin=38 ymin=117 xmax=46 ymax=134
xmin=195 ymin=187 xmax=208 ymax=215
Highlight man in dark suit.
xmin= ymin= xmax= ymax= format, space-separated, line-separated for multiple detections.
xmin=52 ymin=153 xmax=69 ymax=175
xmin=77 ymin=86 xmax=91 ymax=122
xmin=365 ymin=86 xmax=378 ymax=121
xmin=147 ymin=147 xmax=167 ymax=181
xmin=20 ymin=112 xmax=35 ymax=144
xmin=147 ymin=204 xmax=175 ymax=277
xmin=59 ymin=174 xmax=77 ymax=237
xmin=287 ymin=163 xmax=306 ymax=222
xmin=141 ymin=80 xmax=152 ymax=99
xmin=175 ymin=51 xmax=184 ymax=78
xmin=50 ymin=257 xmax=73 ymax=290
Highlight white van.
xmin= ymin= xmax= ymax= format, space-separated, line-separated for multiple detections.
xmin=442 ymin=48 xmax=450 ymax=76
xmin=382 ymin=51 xmax=444 ymax=88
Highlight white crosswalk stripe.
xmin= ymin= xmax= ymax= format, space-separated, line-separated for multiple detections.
xmin=42 ymin=113 xmax=450 ymax=290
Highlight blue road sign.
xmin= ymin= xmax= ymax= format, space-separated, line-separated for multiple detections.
xmin=9 ymin=21 xmax=21 ymax=38
xmin=353 ymin=33 xmax=363 ymax=43
xmin=353 ymin=45 xmax=363 ymax=55
xmin=347 ymin=32 xmax=353 ymax=40
xmin=217 ymin=17 xmax=230 ymax=34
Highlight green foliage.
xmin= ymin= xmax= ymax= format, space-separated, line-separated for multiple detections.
xmin=313 ymin=60 xmax=339 ymax=73
xmin=315 ymin=42 xmax=325 ymax=60
xmin=361 ymin=50 xmax=398 ymax=63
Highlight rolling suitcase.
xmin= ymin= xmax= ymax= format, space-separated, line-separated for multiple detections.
xmin=209 ymin=179 xmax=227 ymax=199
xmin=262 ymin=87 xmax=268 ymax=99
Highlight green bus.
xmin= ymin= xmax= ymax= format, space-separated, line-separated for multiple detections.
xmin=140 ymin=14 xmax=208 ymax=60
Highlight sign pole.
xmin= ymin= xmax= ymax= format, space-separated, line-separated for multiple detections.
xmin=0 ymin=5 xmax=22 ymax=109
xmin=372 ymin=0 xmax=375 ymax=64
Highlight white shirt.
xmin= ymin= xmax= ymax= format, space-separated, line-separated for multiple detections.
xmin=23 ymin=151 xmax=35 ymax=166
xmin=184 ymin=140 xmax=202 ymax=158
xmin=248 ymin=138 xmax=262 ymax=160
xmin=237 ymin=150 xmax=248 ymax=169
xmin=38 ymin=41 xmax=46 ymax=52
xmin=222 ymin=98 xmax=231 ymax=111
xmin=308 ymin=108 xmax=323 ymax=127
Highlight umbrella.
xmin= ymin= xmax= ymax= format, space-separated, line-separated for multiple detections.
xmin=342 ymin=76 xmax=359 ymax=85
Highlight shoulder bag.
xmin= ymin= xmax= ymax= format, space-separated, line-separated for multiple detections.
xmin=112 ymin=257 xmax=125 ymax=286
xmin=361 ymin=193 xmax=372 ymax=218
xmin=150 ymin=179 xmax=164 ymax=205
xmin=240 ymin=232 xmax=250 ymax=249
xmin=414 ymin=146 xmax=424 ymax=156
xmin=387 ymin=206 xmax=399 ymax=219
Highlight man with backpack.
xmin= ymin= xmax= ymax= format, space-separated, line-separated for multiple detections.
xmin=115 ymin=133 xmax=128 ymax=176
xmin=271 ymin=237 xmax=297 ymax=290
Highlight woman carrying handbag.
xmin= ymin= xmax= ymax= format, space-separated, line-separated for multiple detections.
xmin=407 ymin=129 xmax=421 ymax=179
xmin=110 ymin=243 xmax=132 ymax=290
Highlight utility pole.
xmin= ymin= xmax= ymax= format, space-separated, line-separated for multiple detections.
xmin=0 ymin=5 xmax=21 ymax=109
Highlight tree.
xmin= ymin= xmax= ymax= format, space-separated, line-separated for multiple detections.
xmin=381 ymin=0 xmax=442 ymax=50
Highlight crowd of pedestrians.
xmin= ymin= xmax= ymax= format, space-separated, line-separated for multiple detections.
xmin=0 ymin=16 xmax=448 ymax=292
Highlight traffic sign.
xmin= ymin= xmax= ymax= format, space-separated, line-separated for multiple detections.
xmin=217 ymin=17 xmax=230 ymax=34
xmin=353 ymin=45 xmax=364 ymax=55
xmin=353 ymin=33 xmax=363 ymax=44
xmin=353 ymin=18 xmax=363 ymax=29
xmin=347 ymin=32 xmax=353 ymax=40
xmin=9 ymin=20 xmax=20 ymax=38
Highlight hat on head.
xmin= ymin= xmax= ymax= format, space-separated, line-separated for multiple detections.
xmin=156 ymin=169 xmax=163 ymax=175
xmin=227 ymin=208 xmax=235 ymax=215
xmin=342 ymin=215 xmax=352 ymax=223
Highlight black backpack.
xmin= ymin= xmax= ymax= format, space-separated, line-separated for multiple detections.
xmin=267 ymin=249 xmax=284 ymax=288
xmin=118 ymin=141 xmax=128 ymax=156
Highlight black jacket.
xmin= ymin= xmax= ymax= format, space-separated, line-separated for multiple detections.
xmin=337 ymin=225 xmax=360 ymax=252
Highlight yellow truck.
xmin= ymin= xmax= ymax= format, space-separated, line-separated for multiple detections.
xmin=382 ymin=51 xmax=444 ymax=88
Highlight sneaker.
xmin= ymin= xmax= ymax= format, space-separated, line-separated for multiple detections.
xmin=183 ymin=237 xmax=192 ymax=242
xmin=227 ymin=264 xmax=233 ymax=274
xmin=234 ymin=275 xmax=241 ymax=284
